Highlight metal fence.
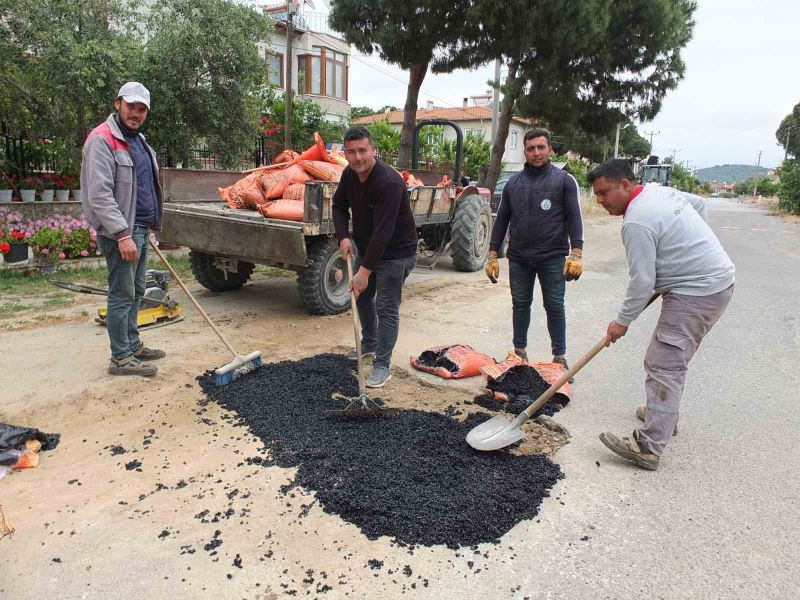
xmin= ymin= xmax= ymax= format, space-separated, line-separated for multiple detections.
xmin=1 ymin=131 xmax=61 ymax=179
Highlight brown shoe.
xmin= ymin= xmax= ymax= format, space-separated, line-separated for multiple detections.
xmin=553 ymin=355 xmax=573 ymax=383
xmin=599 ymin=431 xmax=659 ymax=470
xmin=109 ymin=355 xmax=158 ymax=377
xmin=133 ymin=344 xmax=166 ymax=361
xmin=514 ymin=348 xmax=528 ymax=362
xmin=636 ymin=405 xmax=677 ymax=436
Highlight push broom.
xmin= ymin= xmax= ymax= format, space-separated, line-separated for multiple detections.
xmin=149 ymin=239 xmax=262 ymax=386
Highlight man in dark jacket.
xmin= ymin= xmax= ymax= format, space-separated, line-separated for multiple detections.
xmin=81 ymin=82 xmax=165 ymax=377
xmin=332 ymin=126 xmax=418 ymax=388
xmin=486 ymin=128 xmax=584 ymax=370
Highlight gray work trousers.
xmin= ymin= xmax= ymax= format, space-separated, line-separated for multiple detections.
xmin=638 ymin=285 xmax=734 ymax=455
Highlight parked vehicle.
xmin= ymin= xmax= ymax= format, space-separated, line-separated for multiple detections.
xmin=157 ymin=121 xmax=492 ymax=315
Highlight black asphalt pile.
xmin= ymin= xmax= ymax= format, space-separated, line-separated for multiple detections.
xmin=198 ymin=354 xmax=562 ymax=548
xmin=415 ymin=348 xmax=458 ymax=374
xmin=484 ymin=365 xmax=570 ymax=417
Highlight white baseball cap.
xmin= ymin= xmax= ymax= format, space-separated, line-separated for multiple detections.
xmin=117 ymin=81 xmax=151 ymax=109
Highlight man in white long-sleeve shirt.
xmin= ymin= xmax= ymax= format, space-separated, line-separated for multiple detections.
xmin=587 ymin=159 xmax=735 ymax=470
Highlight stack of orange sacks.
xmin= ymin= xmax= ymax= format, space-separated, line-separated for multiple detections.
xmin=218 ymin=132 xmax=347 ymax=222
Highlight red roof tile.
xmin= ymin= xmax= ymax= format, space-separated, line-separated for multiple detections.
xmin=354 ymin=106 xmax=536 ymax=126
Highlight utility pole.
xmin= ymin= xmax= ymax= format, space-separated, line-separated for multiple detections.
xmin=644 ymin=130 xmax=660 ymax=154
xmin=490 ymin=58 xmax=501 ymax=152
xmin=284 ymin=1 xmax=295 ymax=149
xmin=669 ymin=148 xmax=680 ymax=163
xmin=752 ymin=150 xmax=762 ymax=199
xmin=613 ymin=123 xmax=621 ymax=158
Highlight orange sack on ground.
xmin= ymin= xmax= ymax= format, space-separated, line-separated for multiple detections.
xmin=410 ymin=344 xmax=496 ymax=379
xmin=481 ymin=356 xmax=573 ymax=401
xmin=301 ymin=160 xmax=344 ymax=182
xmin=283 ymin=183 xmax=305 ymax=201
xmin=257 ymin=200 xmax=304 ymax=222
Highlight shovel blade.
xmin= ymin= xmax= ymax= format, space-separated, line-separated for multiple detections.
xmin=466 ymin=414 xmax=525 ymax=451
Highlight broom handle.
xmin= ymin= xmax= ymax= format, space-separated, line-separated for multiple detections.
xmin=149 ymin=240 xmax=239 ymax=359
xmin=346 ymin=254 xmax=366 ymax=395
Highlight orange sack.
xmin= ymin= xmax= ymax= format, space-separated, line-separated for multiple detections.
xmin=274 ymin=149 xmax=300 ymax=164
xmin=283 ymin=183 xmax=305 ymax=201
xmin=301 ymin=160 xmax=344 ymax=182
xmin=257 ymin=200 xmax=304 ymax=222
xmin=219 ymin=172 xmax=265 ymax=209
xmin=410 ymin=344 xmax=496 ymax=379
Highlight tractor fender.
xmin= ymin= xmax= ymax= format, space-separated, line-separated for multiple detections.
xmin=455 ymin=185 xmax=491 ymax=203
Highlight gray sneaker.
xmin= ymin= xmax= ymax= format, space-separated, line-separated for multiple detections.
xmin=108 ymin=355 xmax=158 ymax=377
xmin=345 ymin=346 xmax=376 ymax=361
xmin=133 ymin=344 xmax=166 ymax=361
xmin=366 ymin=365 xmax=391 ymax=388
xmin=553 ymin=355 xmax=573 ymax=383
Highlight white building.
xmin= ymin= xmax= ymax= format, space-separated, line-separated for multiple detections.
xmin=260 ymin=3 xmax=350 ymax=121
xmin=354 ymin=100 xmax=539 ymax=171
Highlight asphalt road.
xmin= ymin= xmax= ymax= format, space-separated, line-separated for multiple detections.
xmin=415 ymin=198 xmax=799 ymax=599
xmin=1 ymin=199 xmax=797 ymax=599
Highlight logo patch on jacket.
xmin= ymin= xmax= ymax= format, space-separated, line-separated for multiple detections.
xmin=540 ymin=199 xmax=552 ymax=210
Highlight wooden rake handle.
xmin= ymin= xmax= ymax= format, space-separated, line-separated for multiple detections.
xmin=346 ymin=254 xmax=367 ymax=395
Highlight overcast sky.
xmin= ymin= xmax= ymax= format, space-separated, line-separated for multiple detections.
xmin=342 ymin=0 xmax=799 ymax=170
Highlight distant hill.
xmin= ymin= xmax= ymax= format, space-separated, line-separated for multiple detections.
xmin=695 ymin=164 xmax=772 ymax=183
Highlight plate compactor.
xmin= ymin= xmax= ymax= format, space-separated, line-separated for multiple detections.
xmin=49 ymin=269 xmax=183 ymax=329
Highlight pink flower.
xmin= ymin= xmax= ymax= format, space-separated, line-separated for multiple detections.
xmin=80 ymin=250 xmax=89 ymax=257
xmin=42 ymin=248 xmax=50 ymax=255
xmin=59 ymin=252 xmax=66 ymax=259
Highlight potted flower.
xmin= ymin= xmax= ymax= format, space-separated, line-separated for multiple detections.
xmin=39 ymin=173 xmax=55 ymax=202
xmin=19 ymin=176 xmax=41 ymax=203
xmin=53 ymin=174 xmax=72 ymax=202
xmin=0 ymin=175 xmax=13 ymax=203
xmin=0 ymin=208 xmax=30 ymax=263
xmin=29 ymin=225 xmax=66 ymax=274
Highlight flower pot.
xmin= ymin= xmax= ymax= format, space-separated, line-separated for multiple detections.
xmin=0 ymin=189 xmax=12 ymax=203
xmin=38 ymin=259 xmax=56 ymax=276
xmin=55 ymin=190 xmax=70 ymax=202
xmin=3 ymin=242 xmax=29 ymax=264
xmin=20 ymin=189 xmax=36 ymax=203
xmin=40 ymin=189 xmax=54 ymax=202
xmin=71 ymin=189 xmax=82 ymax=202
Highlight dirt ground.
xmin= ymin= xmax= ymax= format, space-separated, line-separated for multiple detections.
xmin=0 ymin=266 xmax=568 ymax=599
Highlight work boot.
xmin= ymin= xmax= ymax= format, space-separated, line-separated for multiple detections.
xmin=108 ymin=355 xmax=158 ymax=377
xmin=514 ymin=348 xmax=528 ymax=362
xmin=599 ymin=430 xmax=659 ymax=470
xmin=345 ymin=345 xmax=376 ymax=361
xmin=133 ymin=344 xmax=166 ymax=361
xmin=366 ymin=365 xmax=391 ymax=388
xmin=636 ymin=405 xmax=678 ymax=436
xmin=553 ymin=355 xmax=574 ymax=383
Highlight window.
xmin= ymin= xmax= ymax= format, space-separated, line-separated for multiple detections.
xmin=301 ymin=46 xmax=348 ymax=100
xmin=509 ymin=130 xmax=518 ymax=150
xmin=266 ymin=51 xmax=284 ymax=88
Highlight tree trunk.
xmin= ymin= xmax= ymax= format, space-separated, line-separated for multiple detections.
xmin=396 ymin=62 xmax=428 ymax=169
xmin=481 ymin=61 xmax=521 ymax=193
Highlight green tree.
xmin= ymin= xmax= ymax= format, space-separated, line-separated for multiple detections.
xmin=0 ymin=0 xmax=144 ymax=169
xmin=350 ymin=106 xmax=378 ymax=121
xmin=141 ymin=0 xmax=272 ymax=168
xmin=366 ymin=118 xmax=401 ymax=155
xmin=777 ymin=159 xmax=800 ymax=214
xmin=440 ymin=0 xmax=696 ymax=191
xmin=776 ymin=103 xmax=799 ymax=159
xmin=329 ymin=1 xmax=469 ymax=168
xmin=437 ymin=131 xmax=494 ymax=181
xmin=735 ymin=177 xmax=779 ymax=197
xmin=670 ymin=162 xmax=700 ymax=193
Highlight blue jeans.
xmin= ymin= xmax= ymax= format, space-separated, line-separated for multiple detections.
xmin=97 ymin=226 xmax=149 ymax=360
xmin=508 ymin=256 xmax=566 ymax=355
xmin=354 ymin=252 xmax=417 ymax=369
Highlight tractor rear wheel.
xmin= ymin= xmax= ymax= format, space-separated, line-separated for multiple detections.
xmin=451 ymin=194 xmax=492 ymax=272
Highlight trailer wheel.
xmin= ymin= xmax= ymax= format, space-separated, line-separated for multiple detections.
xmin=297 ymin=237 xmax=350 ymax=315
xmin=451 ymin=194 xmax=492 ymax=271
xmin=189 ymin=250 xmax=254 ymax=291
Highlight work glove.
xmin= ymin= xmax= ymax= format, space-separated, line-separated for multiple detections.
xmin=563 ymin=251 xmax=582 ymax=281
xmin=485 ymin=251 xmax=499 ymax=283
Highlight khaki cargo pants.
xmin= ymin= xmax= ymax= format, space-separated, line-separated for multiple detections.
xmin=638 ymin=285 xmax=734 ymax=455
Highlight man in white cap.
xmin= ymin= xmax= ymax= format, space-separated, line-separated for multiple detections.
xmin=81 ymin=82 xmax=165 ymax=376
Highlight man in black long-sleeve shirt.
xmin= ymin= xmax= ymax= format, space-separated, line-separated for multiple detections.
xmin=332 ymin=126 xmax=418 ymax=388
xmin=486 ymin=128 xmax=584 ymax=372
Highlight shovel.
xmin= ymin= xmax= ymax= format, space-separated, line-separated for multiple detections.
xmin=467 ymin=293 xmax=661 ymax=451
